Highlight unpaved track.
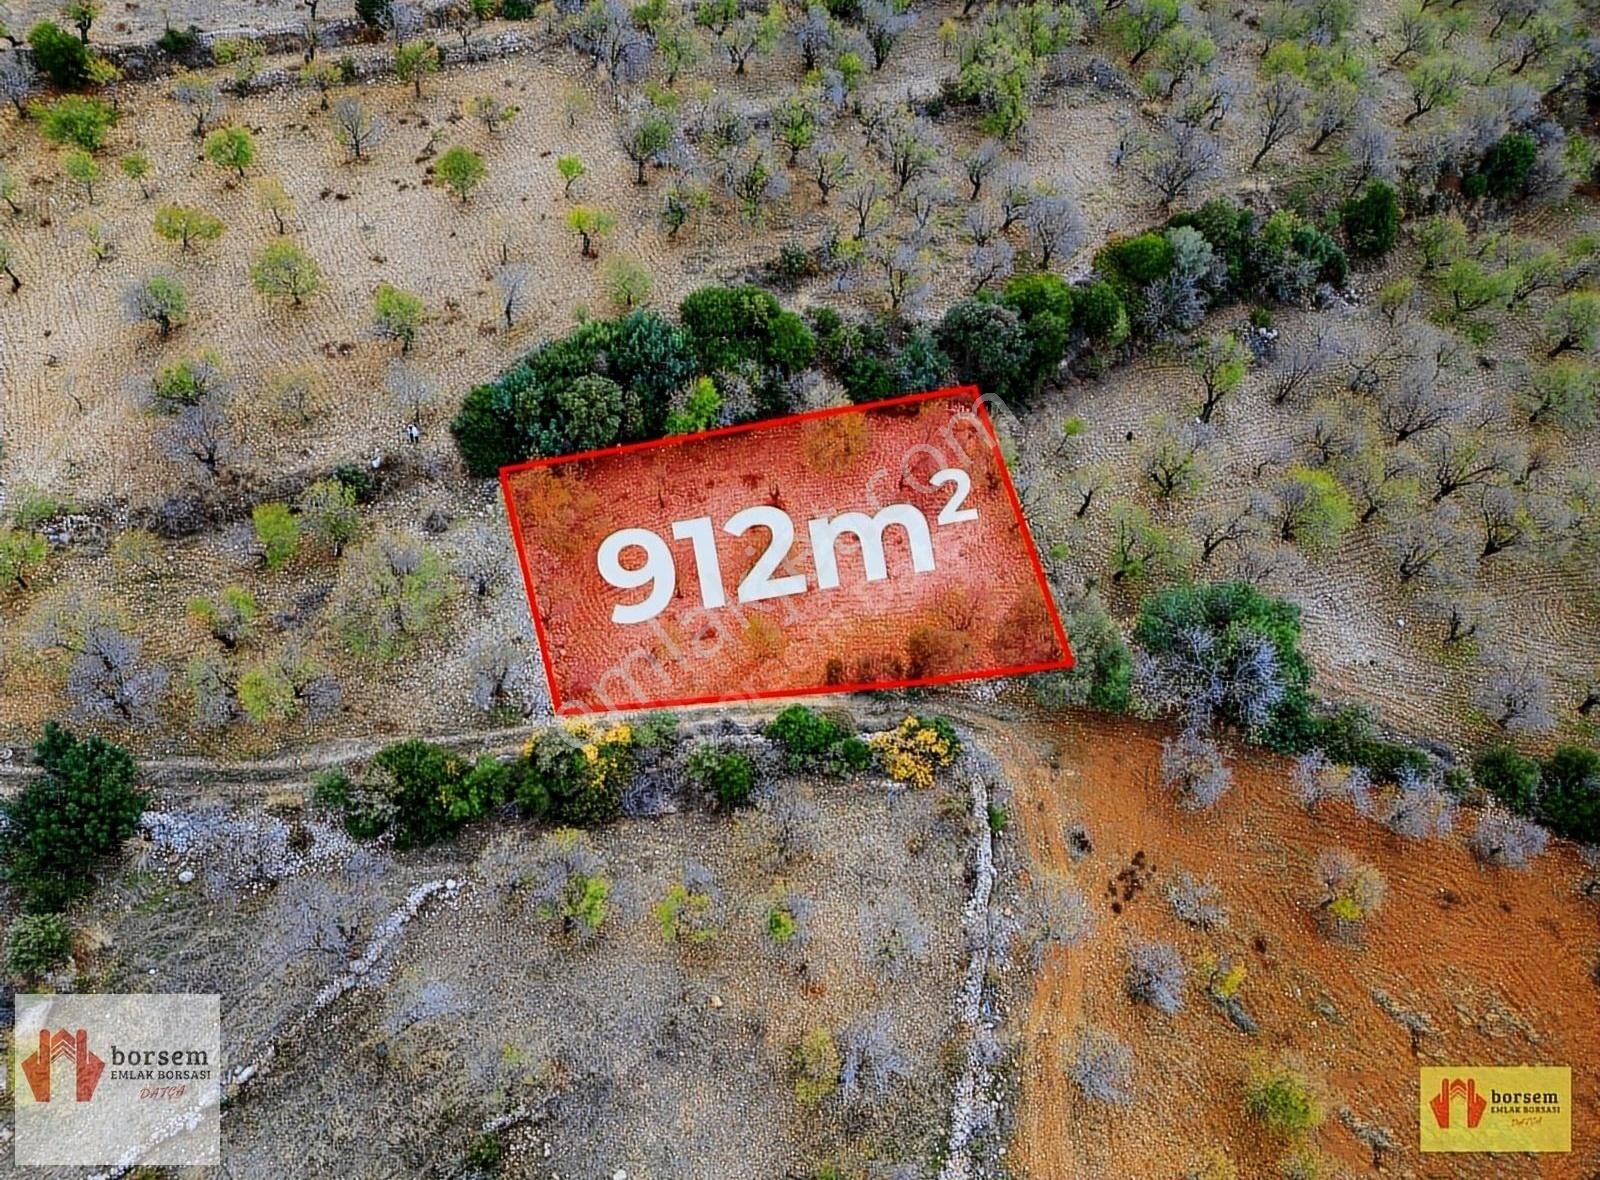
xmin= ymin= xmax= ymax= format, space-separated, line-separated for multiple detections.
xmin=0 ymin=692 xmax=1028 ymax=796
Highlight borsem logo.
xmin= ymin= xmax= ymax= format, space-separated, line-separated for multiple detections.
xmin=1419 ymin=1066 xmax=1571 ymax=1153
xmin=500 ymin=386 xmax=1073 ymax=714
xmin=21 ymin=1027 xmax=107 ymax=1102
xmin=13 ymin=994 xmax=221 ymax=1166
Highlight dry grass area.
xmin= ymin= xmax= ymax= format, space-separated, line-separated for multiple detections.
xmin=989 ymin=709 xmax=1600 ymax=1179
xmin=72 ymin=744 xmax=972 ymax=1179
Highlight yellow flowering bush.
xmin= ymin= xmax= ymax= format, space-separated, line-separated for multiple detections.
xmin=870 ymin=715 xmax=960 ymax=789
xmin=518 ymin=720 xmax=636 ymax=826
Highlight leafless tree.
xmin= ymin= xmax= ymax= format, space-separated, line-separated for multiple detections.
xmin=468 ymin=636 xmax=535 ymax=715
xmin=1125 ymin=939 xmax=1186 ymax=1013
xmin=67 ymin=625 xmax=170 ymax=725
xmin=1292 ymin=750 xmax=1374 ymax=814
xmin=1160 ymin=728 xmax=1233 ymax=810
xmin=1027 ymin=873 xmax=1094 ymax=965
xmin=1422 ymin=429 xmax=1522 ymax=504
xmin=174 ymin=75 xmax=224 ymax=137
xmin=791 ymin=5 xmax=834 ymax=71
xmin=1468 ymin=808 xmax=1550 ymax=868
xmin=1131 ymin=119 xmax=1222 ymax=208
xmin=968 ymin=237 xmax=1016 ymax=293
xmin=1165 ymin=871 xmax=1227 ymax=928
xmin=1065 ymin=1026 xmax=1134 ymax=1105
xmin=1381 ymin=767 xmax=1457 ymax=840
xmin=861 ymin=894 xmax=931 ymax=978
xmin=1339 ymin=446 xmax=1417 ymax=524
xmin=1023 ymin=194 xmax=1084 ymax=268
xmin=333 ymin=96 xmax=384 ymax=162
xmin=1383 ymin=502 xmax=1470 ymax=582
xmin=1140 ymin=417 xmax=1215 ymax=499
xmin=1138 ymin=625 xmax=1285 ymax=733
xmin=1194 ymin=497 xmax=1262 ymax=564
xmin=162 ymin=396 xmax=241 ymax=481
xmin=0 ymin=51 xmax=35 ymax=116
xmin=963 ymin=139 xmax=1002 ymax=201
xmin=1339 ymin=1108 xmax=1398 ymax=1170
xmin=1342 ymin=117 xmax=1395 ymax=197
xmin=494 ymin=264 xmax=530 ymax=328
xmin=1475 ymin=660 xmax=1555 ymax=733
xmin=1268 ymin=331 xmax=1332 ymax=406
xmin=839 ymin=1011 xmax=911 ymax=1106
xmin=1251 ymin=74 xmax=1307 ymax=169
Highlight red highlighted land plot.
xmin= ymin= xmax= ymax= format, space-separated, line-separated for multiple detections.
xmin=499 ymin=386 xmax=1073 ymax=715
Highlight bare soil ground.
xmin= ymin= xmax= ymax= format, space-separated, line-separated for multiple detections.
xmin=989 ymin=709 xmax=1600 ymax=1179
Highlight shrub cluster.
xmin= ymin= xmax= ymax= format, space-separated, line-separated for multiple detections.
xmin=870 ymin=714 xmax=960 ymax=789
xmin=685 ymin=742 xmax=757 ymax=808
xmin=452 ymin=288 xmax=816 ymax=476
xmin=1474 ymin=743 xmax=1600 ymax=844
xmin=765 ymin=704 xmax=871 ymax=777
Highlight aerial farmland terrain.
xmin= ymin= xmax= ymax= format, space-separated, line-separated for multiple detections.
xmin=1 ymin=0 xmax=1598 ymax=1175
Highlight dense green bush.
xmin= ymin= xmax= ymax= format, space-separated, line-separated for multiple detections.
xmin=1031 ymin=593 xmax=1133 ymax=713
xmin=686 ymin=743 xmax=757 ymax=808
xmin=452 ymin=300 xmax=762 ymax=476
xmin=344 ymin=741 xmax=506 ymax=848
xmin=1071 ymin=280 xmax=1130 ymax=351
xmin=37 ymin=95 xmax=116 ymax=152
xmin=1 ymin=723 xmax=147 ymax=912
xmin=1095 ymin=231 xmax=1177 ymax=295
xmin=1538 ymin=746 xmax=1600 ymax=843
xmin=765 ymin=705 xmax=871 ymax=777
xmin=679 ymin=285 xmax=814 ymax=376
xmin=1340 ymin=180 xmax=1400 ymax=260
xmin=6 ymin=914 xmax=73 ymax=980
xmin=999 ymin=272 xmax=1076 ymax=391
xmin=808 ymin=311 xmax=953 ymax=404
xmin=1304 ymin=704 xmax=1430 ymax=782
xmin=935 ymin=298 xmax=1034 ymax=404
xmin=28 ymin=20 xmax=91 ymax=88
xmin=1465 ymin=132 xmax=1537 ymax=201
xmin=518 ymin=723 xmax=634 ymax=826
xmin=1473 ymin=744 xmax=1543 ymax=813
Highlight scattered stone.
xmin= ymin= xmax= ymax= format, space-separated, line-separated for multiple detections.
xmin=177 ymin=870 xmax=195 ymax=884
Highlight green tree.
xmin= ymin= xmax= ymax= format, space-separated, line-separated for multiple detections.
xmin=203 ymin=125 xmax=257 ymax=179
xmin=332 ymin=531 xmax=453 ymax=657
xmin=252 ymin=502 xmax=300 ymax=570
xmin=602 ymin=256 xmax=653 ymax=311
xmin=372 ymin=282 xmax=424 ymax=352
xmin=566 ymin=205 xmax=615 ymax=257
xmin=1276 ymin=466 xmax=1355 ymax=551
xmin=250 ymin=239 xmax=322 ymax=306
xmin=556 ymin=153 xmax=586 ymax=197
xmin=153 ymin=204 xmax=224 ymax=251
xmin=0 ymin=528 xmax=49 ymax=590
xmin=1245 ymin=1059 xmax=1324 ymax=1138
xmin=434 ymin=144 xmax=485 ymax=203
xmin=37 ymin=94 xmax=115 ymax=151
xmin=27 ymin=20 xmax=90 ymax=88
xmin=298 ymin=479 xmax=361 ymax=555
xmin=0 ymin=723 xmax=146 ymax=911
xmin=125 ymin=272 xmax=188 ymax=336
xmin=119 ymin=151 xmax=153 ymax=198
xmin=150 ymin=348 xmax=227 ymax=408
xmin=1544 ymin=292 xmax=1600 ymax=358
xmin=1190 ymin=333 xmax=1250 ymax=424
xmin=394 ymin=39 xmax=440 ymax=97
xmin=62 ymin=148 xmax=99 ymax=202
xmin=664 ymin=375 xmax=722 ymax=434
xmin=935 ymin=297 xmax=1033 ymax=404
xmin=622 ymin=108 xmax=674 ymax=184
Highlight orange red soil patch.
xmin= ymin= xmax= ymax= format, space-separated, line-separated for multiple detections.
xmin=500 ymin=388 xmax=1072 ymax=714
xmin=993 ymin=712 xmax=1599 ymax=1179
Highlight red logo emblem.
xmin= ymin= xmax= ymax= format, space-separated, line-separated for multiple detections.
xmin=1430 ymin=1077 xmax=1487 ymax=1129
xmin=21 ymin=1028 xmax=106 ymax=1103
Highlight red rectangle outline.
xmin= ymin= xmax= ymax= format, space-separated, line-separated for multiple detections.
xmin=498 ymin=384 xmax=1075 ymax=716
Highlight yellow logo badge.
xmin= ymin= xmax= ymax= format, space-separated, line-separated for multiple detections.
xmin=1419 ymin=1066 xmax=1571 ymax=1153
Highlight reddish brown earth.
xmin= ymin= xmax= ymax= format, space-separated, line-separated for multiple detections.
xmin=502 ymin=391 xmax=1070 ymax=713
xmin=990 ymin=712 xmax=1600 ymax=1179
